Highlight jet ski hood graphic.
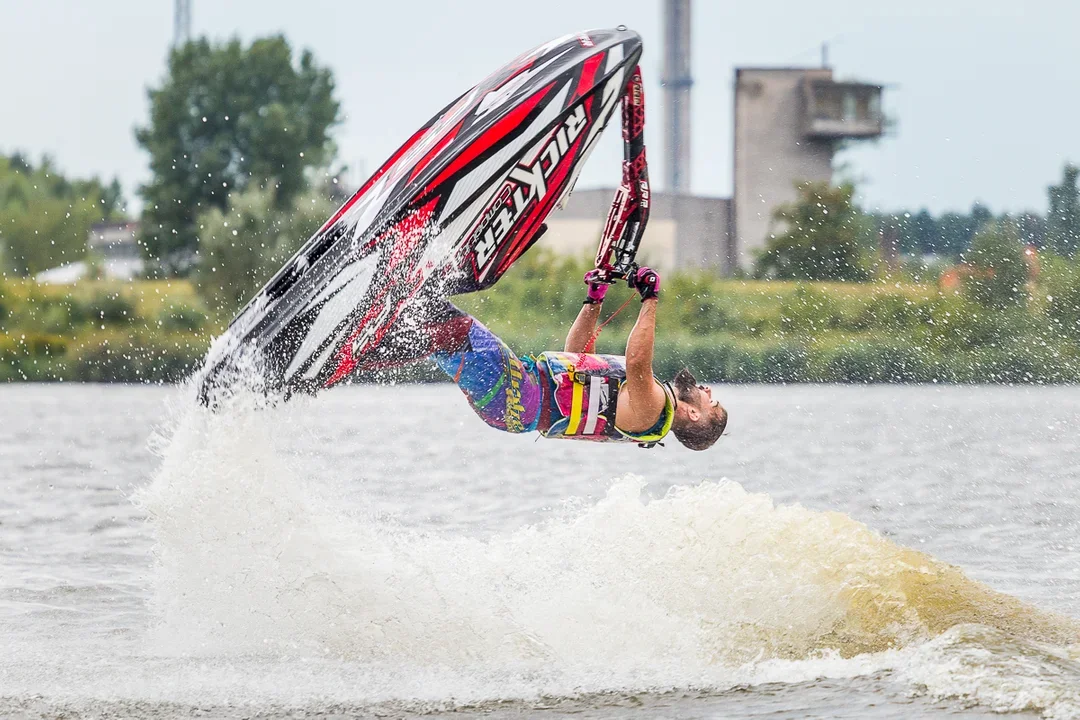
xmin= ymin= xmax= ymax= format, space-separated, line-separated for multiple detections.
xmin=197 ymin=28 xmax=643 ymax=403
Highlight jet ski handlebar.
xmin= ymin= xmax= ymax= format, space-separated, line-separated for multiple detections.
xmin=593 ymin=66 xmax=650 ymax=284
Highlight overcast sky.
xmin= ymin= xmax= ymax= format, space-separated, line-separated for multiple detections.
xmin=2 ymin=0 xmax=1077 ymax=215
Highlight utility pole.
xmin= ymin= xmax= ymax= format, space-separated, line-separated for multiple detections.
xmin=173 ymin=0 xmax=192 ymax=49
xmin=662 ymin=0 xmax=693 ymax=194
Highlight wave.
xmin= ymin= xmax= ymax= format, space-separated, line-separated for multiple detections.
xmin=134 ymin=392 xmax=1080 ymax=714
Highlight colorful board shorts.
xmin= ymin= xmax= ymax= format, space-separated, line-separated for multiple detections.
xmin=431 ymin=311 xmax=544 ymax=433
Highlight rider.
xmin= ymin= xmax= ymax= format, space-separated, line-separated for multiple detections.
xmin=420 ymin=266 xmax=727 ymax=451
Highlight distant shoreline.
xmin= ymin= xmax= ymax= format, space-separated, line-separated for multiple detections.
xmin=5 ymin=268 xmax=1080 ymax=385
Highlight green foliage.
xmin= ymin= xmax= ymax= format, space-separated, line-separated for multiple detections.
xmin=6 ymin=256 xmax=1080 ymax=384
xmin=778 ymin=285 xmax=843 ymax=333
xmin=136 ymin=35 xmax=341 ymax=273
xmin=656 ymin=271 xmax=736 ymax=336
xmin=1046 ymin=163 xmax=1080 ymax=256
xmin=721 ymin=341 xmax=811 ymax=383
xmin=869 ymin=202 xmax=999 ymax=259
xmin=0 ymin=155 xmax=124 ymax=276
xmin=1041 ymin=254 xmax=1080 ymax=340
xmin=68 ymin=331 xmax=204 ymax=383
xmin=0 ymin=278 xmax=215 ymax=383
xmin=157 ymin=303 xmax=208 ymax=332
xmin=755 ymin=182 xmax=872 ymax=281
xmin=854 ymin=292 xmax=926 ymax=330
xmin=961 ymin=221 xmax=1029 ymax=308
xmin=83 ymin=291 xmax=137 ymax=326
xmin=816 ymin=339 xmax=932 ymax=383
xmin=193 ymin=184 xmax=334 ymax=316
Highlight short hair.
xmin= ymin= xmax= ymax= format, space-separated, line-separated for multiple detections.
xmin=672 ymin=407 xmax=727 ymax=451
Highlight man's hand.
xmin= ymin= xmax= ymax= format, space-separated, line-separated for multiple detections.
xmin=628 ymin=266 xmax=661 ymax=301
xmin=583 ymin=269 xmax=609 ymax=305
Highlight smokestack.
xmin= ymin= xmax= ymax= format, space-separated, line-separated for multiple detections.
xmin=173 ymin=0 xmax=192 ymax=49
xmin=662 ymin=0 xmax=693 ymax=194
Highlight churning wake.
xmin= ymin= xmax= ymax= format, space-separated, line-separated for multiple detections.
xmin=134 ymin=388 xmax=1080 ymax=716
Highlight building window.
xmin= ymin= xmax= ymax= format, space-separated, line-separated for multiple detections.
xmin=843 ymin=91 xmax=857 ymax=123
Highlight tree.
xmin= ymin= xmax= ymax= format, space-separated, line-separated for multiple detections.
xmin=1046 ymin=163 xmax=1080 ymax=256
xmin=937 ymin=213 xmax=965 ymax=256
xmin=1014 ymin=212 xmax=1046 ymax=248
xmin=909 ymin=209 xmax=939 ymax=255
xmin=755 ymin=181 xmax=871 ymax=281
xmin=0 ymin=154 xmax=124 ymax=276
xmin=193 ymin=184 xmax=334 ymax=316
xmin=962 ymin=221 xmax=1028 ymax=308
xmin=136 ymin=36 xmax=341 ymax=274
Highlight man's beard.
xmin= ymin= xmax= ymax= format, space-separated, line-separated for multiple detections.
xmin=673 ymin=367 xmax=699 ymax=403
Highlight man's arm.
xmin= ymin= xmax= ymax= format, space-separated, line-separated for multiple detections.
xmin=616 ymin=268 xmax=667 ymax=432
xmin=565 ymin=302 xmax=603 ymax=353
xmin=565 ymin=270 xmax=608 ymax=353
xmin=624 ymin=297 xmax=658 ymax=388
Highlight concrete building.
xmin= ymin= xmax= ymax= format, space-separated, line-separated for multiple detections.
xmin=541 ymin=189 xmax=731 ymax=274
xmin=87 ymin=221 xmax=142 ymax=261
xmin=732 ymin=68 xmax=883 ymax=269
xmin=35 ymin=222 xmax=144 ymax=284
xmin=541 ymin=66 xmax=884 ymax=275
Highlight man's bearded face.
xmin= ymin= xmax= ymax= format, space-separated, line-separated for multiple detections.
xmin=673 ymin=367 xmax=700 ymax=403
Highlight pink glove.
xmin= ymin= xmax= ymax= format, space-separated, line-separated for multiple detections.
xmin=583 ymin=269 xmax=608 ymax=305
xmin=629 ymin=266 xmax=660 ymax=301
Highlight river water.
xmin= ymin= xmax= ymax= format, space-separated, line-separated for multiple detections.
xmin=2 ymin=382 xmax=1080 ymax=718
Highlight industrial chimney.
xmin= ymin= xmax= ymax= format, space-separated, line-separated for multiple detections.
xmin=662 ymin=0 xmax=693 ymax=194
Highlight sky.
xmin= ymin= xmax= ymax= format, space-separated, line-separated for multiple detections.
xmin=2 ymin=0 xmax=1078 ymax=215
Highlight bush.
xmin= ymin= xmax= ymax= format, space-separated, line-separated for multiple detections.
xmin=760 ymin=343 xmax=810 ymax=382
xmin=81 ymin=291 xmax=136 ymax=326
xmin=665 ymin=273 xmax=731 ymax=334
xmin=69 ymin=332 xmax=205 ymax=383
xmin=818 ymin=339 xmax=932 ymax=383
xmin=38 ymin=302 xmax=76 ymax=333
xmin=683 ymin=295 xmax=730 ymax=334
xmin=158 ymin=304 xmax=208 ymax=332
xmin=962 ymin=221 xmax=1029 ymax=309
xmin=10 ymin=291 xmax=82 ymax=333
xmin=778 ymin=284 xmax=844 ymax=333
xmin=854 ymin=292 xmax=926 ymax=331
xmin=23 ymin=333 xmax=68 ymax=356
xmin=654 ymin=336 xmax=735 ymax=382
xmin=755 ymin=182 xmax=873 ymax=282
xmin=915 ymin=295 xmax=1030 ymax=352
xmin=0 ymin=332 xmax=70 ymax=382
xmin=1041 ymin=256 xmax=1080 ymax=340
xmin=960 ymin=347 xmax=1047 ymax=384
xmin=194 ymin=185 xmax=335 ymax=317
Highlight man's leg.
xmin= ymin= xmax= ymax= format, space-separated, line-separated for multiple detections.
xmin=426 ymin=304 xmax=543 ymax=433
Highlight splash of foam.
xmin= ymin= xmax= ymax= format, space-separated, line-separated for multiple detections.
xmin=901 ymin=625 xmax=1080 ymax=719
xmin=136 ymin=396 xmax=1080 ymax=707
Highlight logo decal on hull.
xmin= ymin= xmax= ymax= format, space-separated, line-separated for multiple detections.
xmin=471 ymin=105 xmax=588 ymax=272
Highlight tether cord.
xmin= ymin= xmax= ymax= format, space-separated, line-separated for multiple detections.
xmin=583 ymin=291 xmax=638 ymax=354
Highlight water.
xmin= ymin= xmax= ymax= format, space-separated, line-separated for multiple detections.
xmin=2 ymin=382 xmax=1080 ymax=718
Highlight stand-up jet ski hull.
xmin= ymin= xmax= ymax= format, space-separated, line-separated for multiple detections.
xmin=198 ymin=29 xmax=643 ymax=403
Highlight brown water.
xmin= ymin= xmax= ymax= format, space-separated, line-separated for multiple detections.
xmin=2 ymin=383 xmax=1080 ymax=718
